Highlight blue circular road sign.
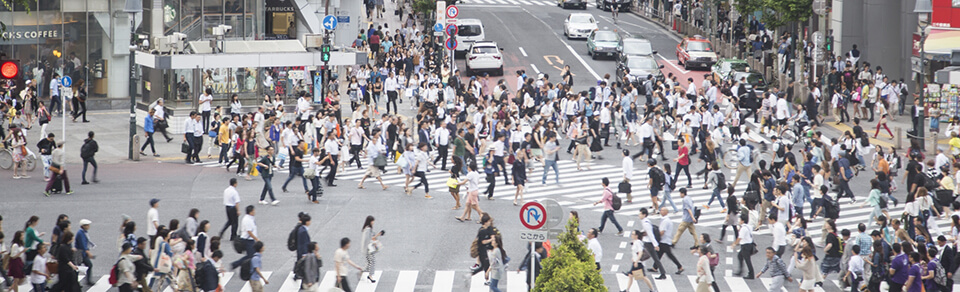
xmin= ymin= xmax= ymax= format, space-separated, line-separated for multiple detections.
xmin=322 ymin=15 xmax=338 ymax=30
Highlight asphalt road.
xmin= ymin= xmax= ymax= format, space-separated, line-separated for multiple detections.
xmin=0 ymin=4 xmax=934 ymax=292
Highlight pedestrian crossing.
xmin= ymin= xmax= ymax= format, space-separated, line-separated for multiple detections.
xmin=456 ymin=0 xmax=597 ymax=7
xmin=0 ymin=269 xmax=868 ymax=292
xmin=191 ymin=152 xmax=956 ymax=249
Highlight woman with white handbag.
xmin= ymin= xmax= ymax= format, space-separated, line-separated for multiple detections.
xmin=358 ymin=216 xmax=383 ymax=284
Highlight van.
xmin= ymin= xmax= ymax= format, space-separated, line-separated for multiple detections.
xmin=455 ymin=19 xmax=485 ymax=55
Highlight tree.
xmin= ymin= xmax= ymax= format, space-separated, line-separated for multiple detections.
xmin=734 ymin=0 xmax=811 ymax=30
xmin=532 ymin=218 xmax=607 ymax=292
xmin=412 ymin=0 xmax=436 ymax=28
xmin=0 ymin=0 xmax=31 ymax=39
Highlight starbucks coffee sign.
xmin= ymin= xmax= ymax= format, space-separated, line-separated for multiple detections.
xmin=1 ymin=25 xmax=61 ymax=45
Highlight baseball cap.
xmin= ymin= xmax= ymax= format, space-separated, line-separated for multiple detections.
xmin=149 ymin=198 xmax=160 ymax=206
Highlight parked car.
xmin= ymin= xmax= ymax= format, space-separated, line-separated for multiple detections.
xmin=587 ymin=30 xmax=621 ymax=60
xmin=676 ymin=36 xmax=717 ymax=70
xmin=563 ymin=13 xmax=598 ymax=39
xmin=558 ymin=0 xmax=587 ymax=9
xmin=465 ymin=41 xmax=504 ymax=76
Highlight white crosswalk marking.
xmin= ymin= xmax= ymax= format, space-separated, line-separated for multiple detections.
xmin=317 ymin=271 xmax=338 ymax=291
xmin=759 ymin=277 xmax=788 ymax=292
xmin=687 ymin=275 xmax=701 ymax=292
xmin=725 ymin=276 xmax=751 ymax=290
xmin=220 ymin=271 xmax=235 ymax=287
xmin=430 ymin=270 xmax=455 ymax=292
xmin=654 ymin=275 xmax=679 ymax=292
xmin=506 ymin=271 xmax=527 ymax=292
xmin=393 ymin=270 xmax=419 ymax=292
xmin=84 ymin=275 xmax=113 ymax=292
xmin=239 ymin=271 xmax=271 ymax=292
xmin=616 ymin=273 xmax=641 ymax=292
xmin=356 ymin=271 xmax=382 ymax=291
xmin=469 ymin=273 xmax=487 ymax=292
xmin=278 ymin=272 xmax=301 ymax=292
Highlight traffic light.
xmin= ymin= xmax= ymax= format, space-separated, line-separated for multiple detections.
xmin=0 ymin=60 xmax=20 ymax=80
xmin=825 ymin=36 xmax=833 ymax=52
xmin=320 ymin=44 xmax=331 ymax=63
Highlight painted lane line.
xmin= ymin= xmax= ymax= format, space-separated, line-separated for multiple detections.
xmin=656 ymin=53 xmax=689 ymax=74
xmin=519 ymin=47 xmax=528 ymax=57
xmin=565 ymin=44 xmax=602 ymax=80
xmin=530 ymin=64 xmax=541 ymax=74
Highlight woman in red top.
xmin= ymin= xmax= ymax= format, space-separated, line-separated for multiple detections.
xmin=674 ymin=136 xmax=692 ymax=188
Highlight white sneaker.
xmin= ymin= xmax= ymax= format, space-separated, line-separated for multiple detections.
xmin=259 ymin=200 xmax=267 ymax=205
xmin=271 ymin=200 xmax=280 ymax=206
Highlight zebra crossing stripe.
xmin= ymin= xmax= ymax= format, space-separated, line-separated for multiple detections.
xmin=469 ymin=272 xmax=487 ymax=292
xmin=759 ymin=277 xmax=788 ymax=292
xmin=356 ymin=271 xmax=382 ymax=291
xmin=616 ymin=273 xmax=641 ymax=292
xmin=239 ymin=271 xmax=271 ymax=292
xmin=686 ymin=275 xmax=701 ymax=292
xmin=393 ymin=270 xmax=419 ymax=292
xmin=724 ymin=276 xmax=751 ymax=291
xmin=654 ymin=275 xmax=679 ymax=292
xmin=278 ymin=272 xmax=301 ymax=292
xmin=506 ymin=271 xmax=527 ymax=291
xmin=317 ymin=271 xmax=338 ymax=291
xmin=84 ymin=275 xmax=113 ymax=292
xmin=431 ymin=270 xmax=455 ymax=292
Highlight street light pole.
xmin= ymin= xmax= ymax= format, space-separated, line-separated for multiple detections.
xmin=914 ymin=0 xmax=932 ymax=151
xmin=124 ymin=0 xmax=142 ymax=160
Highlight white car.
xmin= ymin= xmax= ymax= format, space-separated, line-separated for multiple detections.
xmin=465 ymin=41 xmax=504 ymax=76
xmin=455 ymin=19 xmax=485 ymax=55
xmin=563 ymin=13 xmax=597 ymax=39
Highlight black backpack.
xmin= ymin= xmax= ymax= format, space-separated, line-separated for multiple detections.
xmin=924 ymin=173 xmax=942 ymax=191
xmin=287 ymin=224 xmax=301 ymax=252
xmin=194 ymin=261 xmax=207 ymax=287
xmin=80 ymin=140 xmax=95 ymax=158
xmin=611 ymin=189 xmax=622 ymax=211
xmin=775 ymin=142 xmax=785 ymax=158
xmin=650 ymin=223 xmax=661 ymax=243
xmin=824 ymin=195 xmax=840 ymax=219
xmin=650 ymin=168 xmax=665 ymax=189
xmin=239 ymin=259 xmax=252 ymax=281
xmin=716 ymin=173 xmax=727 ymax=190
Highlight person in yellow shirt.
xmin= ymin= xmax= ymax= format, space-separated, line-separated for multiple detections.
xmin=217 ymin=116 xmax=232 ymax=163
xmin=948 ymin=132 xmax=960 ymax=159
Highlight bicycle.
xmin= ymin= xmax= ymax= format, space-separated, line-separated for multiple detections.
xmin=0 ymin=145 xmax=37 ymax=171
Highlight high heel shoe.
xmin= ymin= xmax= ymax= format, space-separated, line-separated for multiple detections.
xmin=367 ymin=276 xmax=376 ymax=283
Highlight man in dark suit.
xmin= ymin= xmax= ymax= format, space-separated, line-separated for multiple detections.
xmin=938 ymin=235 xmax=956 ymax=290
xmin=912 ymin=98 xmax=922 ymax=135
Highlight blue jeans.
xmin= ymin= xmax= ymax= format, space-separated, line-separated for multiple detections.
xmin=490 ymin=278 xmax=502 ymax=292
xmin=598 ymin=210 xmax=623 ymax=233
xmin=260 ymin=175 xmax=276 ymax=201
xmin=282 ymin=165 xmax=308 ymax=192
xmin=662 ymin=188 xmax=679 ymax=212
xmin=81 ymin=157 xmax=97 ymax=182
xmin=542 ymin=160 xmax=559 ymax=184
xmin=707 ymin=188 xmax=726 ymax=208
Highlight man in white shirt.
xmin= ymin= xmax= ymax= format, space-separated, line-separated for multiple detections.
xmin=433 ymin=122 xmax=451 ymax=170
xmin=184 ymin=112 xmax=198 ymax=163
xmin=385 ymin=72 xmax=400 ymax=114
xmin=770 ymin=214 xmax=787 ymax=257
xmin=230 ymin=205 xmax=259 ymax=270
xmin=622 ymin=150 xmax=634 ymax=202
xmin=639 ymin=208 xmax=668 ymax=279
xmin=657 ymin=207 xmax=684 ymax=274
xmin=407 ymin=142 xmax=434 ymax=199
xmin=599 ymin=103 xmax=612 ymax=146
xmin=324 ymin=137 xmax=342 ymax=187
xmin=732 ymin=214 xmax=756 ymax=278
xmin=219 ymin=178 xmax=241 ymax=241
xmin=347 ymin=123 xmax=366 ymax=169
xmin=358 ymin=129 xmax=388 ymax=190
xmin=147 ymin=198 xmax=160 ymax=248
xmin=686 ymin=78 xmax=697 ymax=99
xmin=296 ymin=94 xmax=311 ymax=121
xmin=153 ymin=99 xmax=173 ymax=142
xmin=587 ymin=228 xmax=602 ymax=270
xmin=775 ymin=88 xmax=789 ymax=134
xmin=199 ymin=88 xmax=213 ymax=133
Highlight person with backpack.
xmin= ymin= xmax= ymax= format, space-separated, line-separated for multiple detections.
xmin=113 ymin=243 xmax=141 ymax=292
xmin=647 ymin=159 xmax=666 ymax=212
xmin=195 ymin=250 xmax=222 ymax=292
xmin=638 ymin=208 xmax=668 ymax=280
xmin=593 ymin=177 xmax=623 ymax=235
xmin=80 ymin=131 xmax=99 ymax=184
xmin=704 ymin=162 xmax=727 ymax=211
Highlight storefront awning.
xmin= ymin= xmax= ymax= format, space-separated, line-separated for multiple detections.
xmin=134 ymin=50 xmax=365 ymax=69
xmin=923 ymin=28 xmax=960 ymax=62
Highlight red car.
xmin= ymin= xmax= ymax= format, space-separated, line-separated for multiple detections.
xmin=676 ymin=36 xmax=718 ymax=70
